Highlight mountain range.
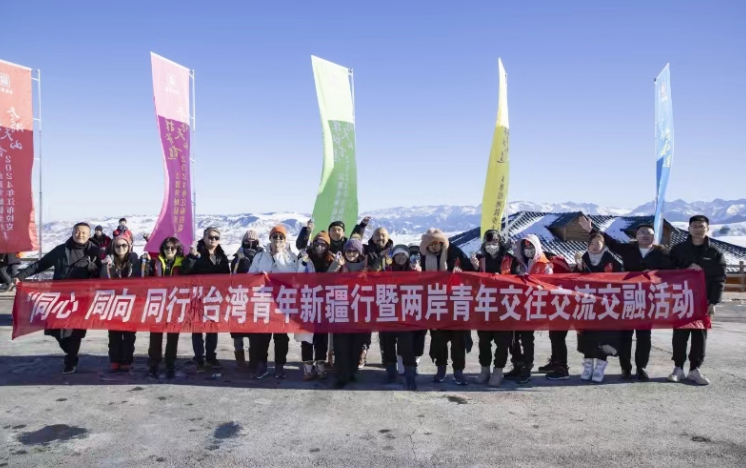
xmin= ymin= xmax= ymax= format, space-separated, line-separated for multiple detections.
xmin=31 ymin=198 xmax=746 ymax=255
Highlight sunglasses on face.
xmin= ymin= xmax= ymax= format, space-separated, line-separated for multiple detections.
xmin=271 ymin=235 xmax=285 ymax=241
xmin=208 ymin=236 xmax=220 ymax=241
xmin=313 ymin=242 xmax=328 ymax=247
xmin=164 ymin=246 xmax=177 ymax=252
xmin=114 ymin=244 xmax=129 ymax=250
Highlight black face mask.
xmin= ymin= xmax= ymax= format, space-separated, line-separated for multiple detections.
xmin=243 ymin=241 xmax=258 ymax=251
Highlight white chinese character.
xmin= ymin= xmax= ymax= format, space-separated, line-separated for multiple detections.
xmin=276 ymin=286 xmax=299 ymax=323
xmin=167 ymin=287 xmax=191 ymax=322
xmin=597 ymin=285 xmax=621 ymax=321
xmin=671 ymin=281 xmax=694 ymax=320
xmin=451 ymin=285 xmax=473 ymax=322
xmin=400 ymin=285 xmax=423 ymax=321
xmin=499 ymin=285 xmax=522 ymax=321
xmin=142 ymin=289 xmax=168 ymax=323
xmin=573 ymin=285 xmax=597 ymax=321
xmin=28 ymin=292 xmax=61 ymax=321
xmin=52 ymin=292 xmax=78 ymax=320
xmin=301 ymin=285 xmax=324 ymax=324
xmin=351 ymin=285 xmax=374 ymax=323
xmin=425 ymin=284 xmax=448 ymax=321
xmin=251 ymin=286 xmax=273 ymax=324
xmin=203 ymin=286 xmax=223 ymax=322
xmin=226 ymin=285 xmax=249 ymax=324
xmin=375 ymin=284 xmax=399 ymax=322
xmin=648 ymin=282 xmax=671 ymax=320
xmin=109 ymin=289 xmax=136 ymax=322
xmin=524 ymin=287 xmax=549 ymax=321
xmin=85 ymin=290 xmax=116 ymax=320
xmin=549 ymin=288 xmax=573 ymax=321
xmin=325 ymin=285 xmax=350 ymax=323
xmin=622 ymin=283 xmax=646 ymax=320
xmin=474 ymin=285 xmax=497 ymax=321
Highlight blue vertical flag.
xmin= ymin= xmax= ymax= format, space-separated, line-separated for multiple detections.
xmin=654 ymin=64 xmax=674 ymax=244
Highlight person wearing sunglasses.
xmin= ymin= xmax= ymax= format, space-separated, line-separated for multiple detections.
xmin=230 ymin=230 xmax=264 ymax=372
xmin=184 ymin=227 xmax=231 ymax=373
xmin=296 ymin=231 xmax=335 ymax=381
xmin=248 ymin=225 xmax=297 ymax=379
xmin=13 ymin=222 xmax=102 ymax=374
xmin=146 ymin=237 xmax=186 ymax=379
xmin=101 ymin=235 xmax=143 ymax=373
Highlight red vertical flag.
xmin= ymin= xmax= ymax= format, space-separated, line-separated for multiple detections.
xmin=0 ymin=59 xmax=38 ymax=253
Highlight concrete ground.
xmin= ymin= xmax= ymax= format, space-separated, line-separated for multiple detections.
xmin=1 ymin=296 xmax=745 ymax=468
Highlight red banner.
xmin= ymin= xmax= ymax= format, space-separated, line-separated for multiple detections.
xmin=12 ymin=271 xmax=707 ymax=339
xmin=0 ymin=59 xmax=38 ymax=252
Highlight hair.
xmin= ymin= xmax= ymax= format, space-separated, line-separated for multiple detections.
xmin=689 ymin=215 xmax=709 ymax=226
xmin=160 ymin=237 xmax=184 ymax=257
xmin=636 ymin=224 xmax=655 ymax=232
xmin=203 ymin=227 xmax=220 ymax=238
xmin=588 ymin=232 xmax=605 ymax=243
xmin=72 ymin=222 xmax=91 ymax=232
xmin=119 ymin=218 xmax=127 ymax=223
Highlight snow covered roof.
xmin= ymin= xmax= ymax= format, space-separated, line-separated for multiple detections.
xmin=451 ymin=211 xmax=746 ymax=274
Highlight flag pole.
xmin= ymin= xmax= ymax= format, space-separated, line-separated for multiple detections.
xmin=190 ymin=69 xmax=197 ymax=239
xmin=31 ymin=69 xmax=43 ymax=256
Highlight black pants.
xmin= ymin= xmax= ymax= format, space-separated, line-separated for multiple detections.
xmin=248 ymin=333 xmax=289 ymax=365
xmin=149 ymin=332 xmax=179 ymax=368
xmin=301 ymin=333 xmax=329 ymax=362
xmin=478 ymin=330 xmax=512 ymax=368
xmin=672 ymin=329 xmax=707 ymax=370
xmin=0 ymin=264 xmax=18 ymax=285
xmin=510 ymin=331 xmax=535 ymax=369
xmin=413 ymin=330 xmax=427 ymax=357
xmin=334 ymin=333 xmax=366 ymax=383
xmin=192 ymin=333 xmax=218 ymax=362
xmin=108 ymin=331 xmax=136 ymax=365
xmin=429 ymin=330 xmax=466 ymax=370
xmin=549 ymin=330 xmax=568 ymax=367
xmin=50 ymin=330 xmax=86 ymax=367
xmin=380 ymin=332 xmax=416 ymax=367
xmin=618 ymin=329 xmax=651 ymax=371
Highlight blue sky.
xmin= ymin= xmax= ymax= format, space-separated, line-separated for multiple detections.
xmin=4 ymin=1 xmax=745 ymax=221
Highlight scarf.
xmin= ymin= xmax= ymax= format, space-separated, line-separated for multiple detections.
xmin=587 ymin=248 xmax=607 ymax=267
xmin=424 ymin=247 xmax=448 ymax=272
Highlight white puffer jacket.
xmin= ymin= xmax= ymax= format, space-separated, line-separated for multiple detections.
xmin=248 ymin=246 xmax=299 ymax=273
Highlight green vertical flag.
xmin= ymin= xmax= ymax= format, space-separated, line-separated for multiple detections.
xmin=310 ymin=56 xmax=358 ymax=235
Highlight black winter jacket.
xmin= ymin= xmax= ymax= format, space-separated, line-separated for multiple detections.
xmin=183 ymin=241 xmax=231 ymax=275
xmin=365 ymin=239 xmax=395 ymax=272
xmin=231 ymin=246 xmax=264 ymax=274
xmin=476 ymin=244 xmax=521 ymax=274
xmin=595 ymin=231 xmax=672 ymax=272
xmin=670 ymin=236 xmax=727 ymax=305
xmin=101 ymin=253 xmax=144 ymax=279
xmin=17 ymin=238 xmax=101 ymax=281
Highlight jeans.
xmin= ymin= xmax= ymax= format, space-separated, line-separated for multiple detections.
xmin=429 ymin=330 xmax=466 ymax=370
xmin=549 ymin=330 xmax=568 ymax=367
xmin=672 ymin=329 xmax=707 ymax=370
xmin=149 ymin=332 xmax=179 ymax=368
xmin=108 ymin=331 xmax=136 ymax=365
xmin=509 ymin=331 xmax=535 ymax=369
xmin=477 ymin=330 xmax=512 ymax=368
xmin=192 ymin=333 xmax=218 ymax=362
xmin=380 ymin=332 xmax=416 ymax=367
xmin=301 ymin=333 xmax=329 ymax=362
xmin=618 ymin=330 xmax=651 ymax=371
xmin=333 ymin=333 xmax=367 ymax=383
xmin=248 ymin=333 xmax=289 ymax=365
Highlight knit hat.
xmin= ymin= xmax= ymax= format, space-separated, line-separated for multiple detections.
xmin=484 ymin=229 xmax=501 ymax=243
xmin=313 ymin=231 xmax=331 ymax=245
xmin=242 ymin=230 xmax=259 ymax=242
xmin=419 ymin=228 xmax=450 ymax=256
xmin=270 ymin=225 xmax=287 ymax=238
xmin=392 ymin=244 xmax=410 ymax=258
xmin=95 ymin=225 xmax=103 ymax=232
xmin=343 ymin=238 xmax=364 ymax=256
xmin=111 ymin=234 xmax=132 ymax=251
xmin=329 ymin=220 xmax=346 ymax=232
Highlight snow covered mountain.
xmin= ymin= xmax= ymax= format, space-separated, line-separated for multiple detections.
xmin=30 ymin=199 xmax=746 ymax=256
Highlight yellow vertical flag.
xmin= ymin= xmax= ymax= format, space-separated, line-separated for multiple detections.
xmin=480 ymin=58 xmax=510 ymax=237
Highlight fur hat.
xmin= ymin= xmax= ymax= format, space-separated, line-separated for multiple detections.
xmin=328 ymin=221 xmax=346 ymax=232
xmin=270 ymin=225 xmax=287 ymax=238
xmin=419 ymin=228 xmax=450 ymax=256
xmin=343 ymin=238 xmax=364 ymax=256
xmin=313 ymin=231 xmax=331 ymax=245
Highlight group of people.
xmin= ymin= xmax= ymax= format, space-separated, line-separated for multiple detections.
xmin=11 ymin=214 xmax=726 ymax=390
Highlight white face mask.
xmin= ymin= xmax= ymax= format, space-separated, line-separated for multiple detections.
xmin=485 ymin=244 xmax=500 ymax=256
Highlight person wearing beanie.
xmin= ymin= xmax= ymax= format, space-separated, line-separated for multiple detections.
xmin=329 ymin=238 xmax=368 ymax=389
xmin=101 ymin=234 xmax=145 ymax=372
xmin=183 ymin=227 xmax=231 ymax=373
xmin=509 ymin=234 xmax=554 ymax=384
xmin=419 ymin=227 xmax=474 ymax=386
xmin=378 ymin=244 xmax=420 ymax=391
xmin=405 ymin=242 xmax=427 ymax=375
xmin=471 ymin=229 xmax=520 ymax=387
xmin=229 ymin=230 xmax=265 ymax=372
xmin=296 ymin=230 xmax=335 ymax=381
xmin=295 ymin=217 xmax=371 ymax=254
xmin=13 ymin=222 xmax=102 ymax=374
xmin=248 ymin=224 xmax=297 ymax=379
xmin=578 ymin=216 xmax=673 ymax=382
xmin=573 ymin=231 xmax=623 ymax=384
xmin=92 ymin=225 xmax=112 ymax=251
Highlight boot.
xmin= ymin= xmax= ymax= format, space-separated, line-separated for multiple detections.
xmin=488 ymin=368 xmax=503 ymax=387
xmin=453 ymin=369 xmax=468 ymax=386
xmin=234 ymin=350 xmax=246 ymax=370
xmin=592 ymin=359 xmax=608 ymax=383
xmin=580 ymin=359 xmax=594 ymax=381
xmin=303 ymin=361 xmax=316 ymax=381
xmin=315 ymin=360 xmax=327 ymax=380
xmin=404 ymin=366 xmax=417 ymax=391
xmin=385 ymin=365 xmax=398 ymax=384
xmin=475 ymin=366 xmax=491 ymax=384
xmin=274 ymin=363 xmax=286 ymax=380
xmin=433 ymin=365 xmax=447 ymax=383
